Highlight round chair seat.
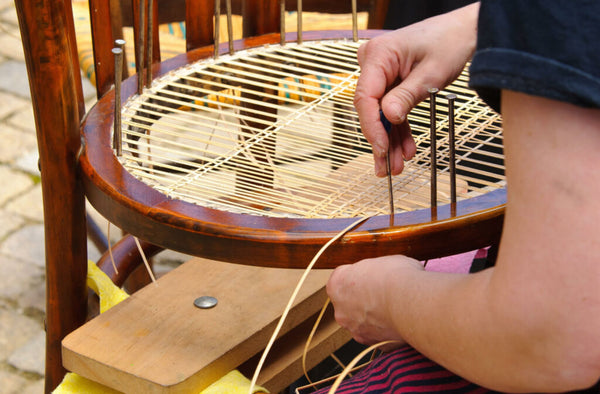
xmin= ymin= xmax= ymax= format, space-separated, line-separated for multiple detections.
xmin=79 ymin=30 xmax=505 ymax=268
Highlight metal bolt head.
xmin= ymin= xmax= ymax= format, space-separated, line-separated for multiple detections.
xmin=194 ymin=296 xmax=218 ymax=309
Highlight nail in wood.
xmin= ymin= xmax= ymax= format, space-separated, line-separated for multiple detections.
xmin=447 ymin=93 xmax=457 ymax=205
xmin=112 ymin=47 xmax=123 ymax=156
xmin=428 ymin=87 xmax=439 ymax=208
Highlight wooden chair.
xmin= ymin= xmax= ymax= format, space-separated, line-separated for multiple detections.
xmin=16 ymin=0 xmax=504 ymax=392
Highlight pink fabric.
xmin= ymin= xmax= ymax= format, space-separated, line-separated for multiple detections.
xmin=423 ymin=249 xmax=483 ymax=273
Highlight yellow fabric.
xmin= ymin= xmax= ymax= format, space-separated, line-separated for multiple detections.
xmin=53 ymin=373 xmax=122 ymax=394
xmin=201 ymin=370 xmax=267 ymax=394
xmin=53 ymin=261 xmax=267 ymax=393
xmin=86 ymin=261 xmax=129 ymax=314
xmin=53 ymin=370 xmax=268 ymax=394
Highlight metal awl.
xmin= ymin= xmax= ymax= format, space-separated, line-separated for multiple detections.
xmin=379 ymin=110 xmax=394 ymax=220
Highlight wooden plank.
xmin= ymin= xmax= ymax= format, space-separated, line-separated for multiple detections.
xmin=63 ymin=257 xmax=335 ymax=393
xmin=239 ymin=306 xmax=351 ymax=393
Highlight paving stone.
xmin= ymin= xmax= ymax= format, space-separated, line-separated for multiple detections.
xmin=0 ymin=224 xmax=44 ymax=268
xmin=16 ymin=281 xmax=45 ymax=314
xmin=20 ymin=378 xmax=45 ymax=394
xmin=0 ymin=253 xmax=44 ymax=299
xmin=0 ymin=369 xmax=28 ymax=394
xmin=14 ymin=149 xmax=40 ymax=176
xmin=7 ymin=331 xmax=45 ymax=376
xmin=6 ymin=105 xmax=35 ymax=132
xmin=0 ymin=0 xmax=16 ymax=10
xmin=0 ymin=125 xmax=37 ymax=164
xmin=0 ymin=31 xmax=23 ymax=63
xmin=0 ymin=1 xmax=18 ymax=25
xmin=0 ymin=208 xmax=24 ymax=241
xmin=0 ymin=308 xmax=41 ymax=361
xmin=0 ymin=165 xmax=33 ymax=206
xmin=6 ymin=184 xmax=43 ymax=222
xmin=0 ymin=60 xmax=29 ymax=98
xmin=0 ymin=91 xmax=28 ymax=120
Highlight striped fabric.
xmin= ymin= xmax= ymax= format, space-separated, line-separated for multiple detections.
xmin=313 ymin=345 xmax=494 ymax=394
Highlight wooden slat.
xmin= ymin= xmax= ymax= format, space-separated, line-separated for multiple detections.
xmin=63 ymin=258 xmax=339 ymax=393
xmin=89 ymin=0 xmax=116 ymax=97
xmin=186 ymin=0 xmax=215 ymax=51
xmin=239 ymin=306 xmax=351 ymax=393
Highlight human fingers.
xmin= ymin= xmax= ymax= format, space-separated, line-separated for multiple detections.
xmin=380 ymin=61 xmax=448 ymax=127
xmin=355 ymin=39 xmax=402 ymax=161
xmin=387 ymin=120 xmax=416 ymax=176
xmin=327 ymin=257 xmax=421 ymax=346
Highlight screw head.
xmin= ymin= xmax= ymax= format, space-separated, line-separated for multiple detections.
xmin=194 ymin=296 xmax=218 ymax=309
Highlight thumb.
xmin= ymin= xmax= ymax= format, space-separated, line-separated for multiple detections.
xmin=381 ymin=64 xmax=443 ymax=123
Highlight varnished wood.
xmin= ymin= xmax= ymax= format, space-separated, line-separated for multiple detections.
xmin=185 ymin=0 xmax=215 ymax=52
xmin=89 ymin=0 xmax=117 ymax=98
xmin=95 ymin=235 xmax=163 ymax=286
xmin=15 ymin=1 xmax=88 ymax=391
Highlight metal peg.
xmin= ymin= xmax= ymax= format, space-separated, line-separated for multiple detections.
xmin=280 ymin=0 xmax=286 ymax=46
xmin=225 ymin=0 xmax=234 ymax=55
xmin=447 ymin=93 xmax=457 ymax=206
xmin=146 ymin=0 xmax=154 ymax=87
xmin=214 ymin=0 xmax=221 ymax=58
xmin=112 ymin=47 xmax=123 ymax=156
xmin=428 ymin=87 xmax=439 ymax=208
xmin=380 ymin=110 xmax=394 ymax=222
xmin=297 ymin=0 xmax=303 ymax=44
xmin=136 ymin=0 xmax=147 ymax=94
xmin=351 ymin=0 xmax=358 ymax=42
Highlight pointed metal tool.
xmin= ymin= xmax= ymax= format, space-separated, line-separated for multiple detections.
xmin=380 ymin=110 xmax=394 ymax=220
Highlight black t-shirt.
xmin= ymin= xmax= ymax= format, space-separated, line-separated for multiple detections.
xmin=470 ymin=0 xmax=600 ymax=113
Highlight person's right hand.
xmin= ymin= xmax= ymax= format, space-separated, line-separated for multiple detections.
xmin=354 ymin=3 xmax=480 ymax=177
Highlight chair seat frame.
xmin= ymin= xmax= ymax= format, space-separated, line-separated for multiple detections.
xmin=80 ymin=30 xmax=505 ymax=269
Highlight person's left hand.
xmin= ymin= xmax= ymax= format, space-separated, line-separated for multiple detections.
xmin=326 ymin=255 xmax=424 ymax=349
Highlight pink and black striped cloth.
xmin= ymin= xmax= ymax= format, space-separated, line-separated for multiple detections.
xmin=312 ymin=345 xmax=494 ymax=394
xmin=310 ymin=248 xmax=599 ymax=393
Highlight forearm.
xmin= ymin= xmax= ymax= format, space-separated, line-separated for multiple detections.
xmin=386 ymin=92 xmax=600 ymax=392
xmin=386 ymin=267 xmax=524 ymax=391
xmin=386 ymin=263 xmax=597 ymax=392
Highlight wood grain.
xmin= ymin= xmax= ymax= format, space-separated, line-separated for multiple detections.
xmin=63 ymin=258 xmax=340 ymax=393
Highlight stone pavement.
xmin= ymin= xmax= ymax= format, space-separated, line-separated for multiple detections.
xmin=0 ymin=2 xmax=186 ymax=392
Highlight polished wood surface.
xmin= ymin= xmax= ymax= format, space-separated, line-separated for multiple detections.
xmin=63 ymin=258 xmax=343 ymax=393
xmin=15 ymin=1 xmax=88 ymax=391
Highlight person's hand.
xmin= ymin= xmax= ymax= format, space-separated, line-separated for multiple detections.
xmin=354 ymin=3 xmax=479 ymax=176
xmin=326 ymin=255 xmax=424 ymax=349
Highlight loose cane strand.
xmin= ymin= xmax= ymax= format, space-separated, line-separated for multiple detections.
xmin=327 ymin=340 xmax=402 ymax=394
xmin=248 ymin=216 xmax=369 ymax=394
